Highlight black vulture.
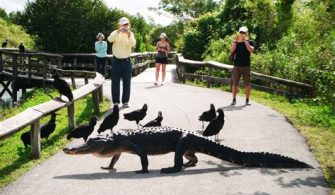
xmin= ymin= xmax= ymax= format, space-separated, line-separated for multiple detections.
xmin=52 ymin=70 xmax=73 ymax=102
xmin=203 ymin=109 xmax=225 ymax=141
xmin=198 ymin=103 xmax=216 ymax=130
xmin=97 ymin=105 xmax=119 ymax=134
xmin=2 ymin=39 xmax=7 ymax=48
xmin=143 ymin=111 xmax=163 ymax=127
xmin=19 ymin=43 xmax=25 ymax=52
xmin=40 ymin=113 xmax=57 ymax=139
xmin=20 ymin=113 xmax=57 ymax=148
xmin=67 ymin=117 xmax=98 ymax=142
xmin=124 ymin=104 xmax=148 ymax=129
xmin=20 ymin=132 xmax=31 ymax=148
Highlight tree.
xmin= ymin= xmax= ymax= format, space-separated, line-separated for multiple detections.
xmin=151 ymin=0 xmax=220 ymax=19
xmin=148 ymin=21 xmax=184 ymax=51
xmin=0 ymin=8 xmax=8 ymax=20
xmin=16 ymin=0 xmax=152 ymax=53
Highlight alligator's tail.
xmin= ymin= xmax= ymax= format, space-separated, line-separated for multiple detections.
xmin=194 ymin=136 xmax=312 ymax=168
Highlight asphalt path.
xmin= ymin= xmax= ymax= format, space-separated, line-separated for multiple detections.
xmin=0 ymin=65 xmax=330 ymax=195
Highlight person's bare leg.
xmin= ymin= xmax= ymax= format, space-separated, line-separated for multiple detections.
xmin=245 ymin=85 xmax=251 ymax=105
xmin=155 ymin=63 xmax=161 ymax=85
xmin=231 ymin=85 xmax=237 ymax=105
xmin=161 ymin=64 xmax=166 ymax=83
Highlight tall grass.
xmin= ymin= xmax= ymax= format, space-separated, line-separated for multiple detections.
xmin=0 ymin=18 xmax=35 ymax=49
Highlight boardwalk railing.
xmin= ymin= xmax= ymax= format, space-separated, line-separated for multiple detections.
xmin=176 ymin=54 xmax=314 ymax=98
xmin=0 ymin=72 xmax=105 ymax=159
xmin=0 ymin=49 xmax=63 ymax=101
xmin=0 ymin=49 xmax=176 ymax=159
xmin=0 ymin=48 xmax=175 ymax=102
xmin=60 ymin=52 xmax=176 ymax=76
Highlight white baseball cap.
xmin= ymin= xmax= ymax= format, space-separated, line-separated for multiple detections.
xmin=159 ymin=33 xmax=167 ymax=38
xmin=119 ymin=17 xmax=130 ymax=25
xmin=239 ymin=26 xmax=248 ymax=33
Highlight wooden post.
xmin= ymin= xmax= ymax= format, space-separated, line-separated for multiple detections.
xmin=179 ymin=64 xmax=186 ymax=84
xmin=98 ymin=85 xmax=103 ymax=103
xmin=67 ymin=103 xmax=76 ymax=129
xmin=42 ymin=58 xmax=47 ymax=89
xmin=30 ymin=119 xmax=41 ymax=159
xmin=73 ymin=57 xmax=77 ymax=70
xmin=92 ymin=89 xmax=99 ymax=115
xmin=84 ymin=73 xmax=89 ymax=84
xmin=58 ymin=57 xmax=62 ymax=68
xmin=28 ymin=56 xmax=31 ymax=86
xmin=207 ymin=66 xmax=212 ymax=88
xmin=93 ymin=56 xmax=97 ymax=72
xmin=71 ymin=72 xmax=76 ymax=89
xmin=12 ymin=54 xmax=18 ymax=102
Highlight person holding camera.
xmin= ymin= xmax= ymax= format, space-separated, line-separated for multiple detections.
xmin=230 ymin=26 xmax=254 ymax=106
xmin=95 ymin=33 xmax=107 ymax=76
xmin=107 ymin=17 xmax=136 ymax=108
xmin=154 ymin=32 xmax=170 ymax=86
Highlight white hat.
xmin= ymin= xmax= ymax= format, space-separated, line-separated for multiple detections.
xmin=119 ymin=17 xmax=130 ymax=25
xmin=96 ymin=33 xmax=105 ymax=39
xmin=239 ymin=26 xmax=248 ymax=33
xmin=159 ymin=33 xmax=167 ymax=38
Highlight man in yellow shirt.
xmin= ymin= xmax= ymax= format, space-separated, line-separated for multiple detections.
xmin=108 ymin=17 xmax=136 ymax=108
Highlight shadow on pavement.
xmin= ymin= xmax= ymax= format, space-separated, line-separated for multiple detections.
xmin=219 ymin=105 xmax=247 ymax=112
xmin=275 ymin=176 xmax=329 ymax=188
xmin=53 ymin=167 xmax=226 ymax=180
xmin=144 ymin=85 xmax=163 ymax=89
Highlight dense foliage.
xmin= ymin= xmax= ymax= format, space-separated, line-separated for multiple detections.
xmin=160 ymin=0 xmax=334 ymax=109
xmin=151 ymin=0 xmax=220 ymax=19
xmin=13 ymin=0 xmax=154 ymax=53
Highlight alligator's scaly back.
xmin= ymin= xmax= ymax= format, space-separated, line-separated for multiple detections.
xmin=191 ymin=134 xmax=312 ymax=168
xmin=64 ymin=126 xmax=312 ymax=174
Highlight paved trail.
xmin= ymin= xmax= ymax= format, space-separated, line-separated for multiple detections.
xmin=0 ymin=65 xmax=330 ymax=195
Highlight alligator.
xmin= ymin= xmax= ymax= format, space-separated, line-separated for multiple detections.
xmin=63 ymin=126 xmax=312 ymax=174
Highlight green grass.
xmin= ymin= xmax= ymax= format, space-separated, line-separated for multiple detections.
xmin=0 ymin=18 xmax=35 ymax=49
xmin=0 ymin=88 xmax=110 ymax=188
xmin=186 ymin=80 xmax=335 ymax=191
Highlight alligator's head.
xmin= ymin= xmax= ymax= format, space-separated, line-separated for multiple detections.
xmin=63 ymin=136 xmax=112 ymax=156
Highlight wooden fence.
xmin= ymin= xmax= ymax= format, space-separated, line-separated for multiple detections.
xmin=0 ymin=50 xmax=174 ymax=159
xmin=0 ymin=72 xmax=104 ymax=159
xmin=176 ymin=54 xmax=314 ymax=98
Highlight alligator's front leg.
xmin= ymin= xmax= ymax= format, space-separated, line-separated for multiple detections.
xmin=124 ymin=140 xmax=149 ymax=174
xmin=101 ymin=153 xmax=121 ymax=170
xmin=161 ymin=135 xmax=188 ymax=173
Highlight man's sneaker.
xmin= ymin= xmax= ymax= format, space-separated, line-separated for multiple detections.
xmin=113 ymin=103 xmax=119 ymax=107
xmin=122 ymin=103 xmax=129 ymax=108
xmin=246 ymin=98 xmax=250 ymax=105
xmin=230 ymin=98 xmax=236 ymax=106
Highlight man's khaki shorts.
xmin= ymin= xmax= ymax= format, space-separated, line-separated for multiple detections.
xmin=232 ymin=66 xmax=250 ymax=86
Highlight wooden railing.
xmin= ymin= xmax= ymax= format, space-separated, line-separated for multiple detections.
xmin=176 ymin=54 xmax=314 ymax=98
xmin=0 ymin=49 xmax=63 ymax=101
xmin=60 ymin=52 xmax=176 ymax=76
xmin=0 ymin=49 xmax=175 ymax=103
xmin=0 ymin=50 xmax=176 ymax=159
xmin=0 ymin=72 xmax=104 ymax=159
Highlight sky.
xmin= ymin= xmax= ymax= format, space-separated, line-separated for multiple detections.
xmin=0 ymin=0 xmax=174 ymax=26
